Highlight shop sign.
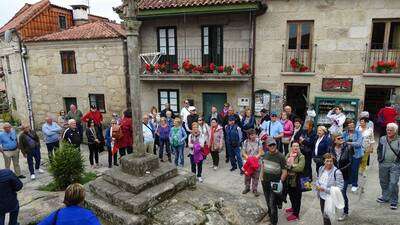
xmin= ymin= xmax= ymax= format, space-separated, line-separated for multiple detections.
xmin=322 ymin=78 xmax=353 ymax=92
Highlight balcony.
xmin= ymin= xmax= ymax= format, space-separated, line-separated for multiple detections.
xmin=363 ymin=43 xmax=400 ymax=77
xmin=281 ymin=44 xmax=317 ymax=76
xmin=139 ymin=48 xmax=252 ymax=82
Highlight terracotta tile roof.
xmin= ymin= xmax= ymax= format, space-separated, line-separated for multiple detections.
xmin=25 ymin=21 xmax=125 ymax=42
xmin=138 ymin=0 xmax=260 ymax=10
xmin=0 ymin=0 xmax=50 ymax=34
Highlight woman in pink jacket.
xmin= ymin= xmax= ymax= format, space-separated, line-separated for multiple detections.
xmin=280 ymin=111 xmax=294 ymax=155
xmin=209 ymin=118 xmax=224 ymax=170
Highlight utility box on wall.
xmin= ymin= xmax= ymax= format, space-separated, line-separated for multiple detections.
xmin=238 ymin=97 xmax=250 ymax=107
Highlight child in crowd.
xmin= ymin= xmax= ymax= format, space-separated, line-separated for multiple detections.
xmin=157 ymin=117 xmax=171 ymax=162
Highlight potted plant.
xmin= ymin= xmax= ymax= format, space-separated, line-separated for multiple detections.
xmin=145 ymin=63 xmax=155 ymax=74
xmin=238 ymin=63 xmax=251 ymax=75
xmin=217 ymin=65 xmax=224 ymax=74
xmin=370 ymin=60 xmax=397 ymax=73
xmin=290 ymin=58 xmax=309 ymax=72
xmin=193 ymin=65 xmax=204 ymax=74
xmin=182 ymin=59 xmax=194 ymax=73
xmin=172 ymin=63 xmax=180 ymax=74
xmin=224 ymin=65 xmax=234 ymax=75
xmin=159 ymin=63 xmax=167 ymax=74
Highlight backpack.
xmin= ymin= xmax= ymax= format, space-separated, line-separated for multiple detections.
xmin=111 ymin=125 xmax=123 ymax=140
xmin=171 ymin=127 xmax=181 ymax=147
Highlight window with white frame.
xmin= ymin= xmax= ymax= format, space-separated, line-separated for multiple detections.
xmin=158 ymin=89 xmax=179 ymax=113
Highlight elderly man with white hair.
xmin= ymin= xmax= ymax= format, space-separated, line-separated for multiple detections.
xmin=42 ymin=114 xmax=62 ymax=162
xmin=377 ymin=123 xmax=400 ymax=210
xmin=63 ymin=119 xmax=82 ymax=150
xmin=0 ymin=123 xmax=25 ymax=178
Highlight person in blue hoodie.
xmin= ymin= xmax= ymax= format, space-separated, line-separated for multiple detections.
xmin=0 ymin=169 xmax=23 ymax=225
xmin=342 ymin=119 xmax=363 ymax=193
xmin=225 ymin=116 xmax=244 ymax=175
xmin=38 ymin=183 xmax=101 ymax=225
xmin=42 ymin=115 xmax=62 ymax=162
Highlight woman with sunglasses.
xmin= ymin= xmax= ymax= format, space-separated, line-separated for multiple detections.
xmin=329 ymin=133 xmax=354 ymax=221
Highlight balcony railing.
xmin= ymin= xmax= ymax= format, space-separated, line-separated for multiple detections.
xmin=281 ymin=44 xmax=317 ymax=73
xmin=363 ymin=43 xmax=400 ymax=74
xmin=140 ymin=47 xmax=252 ymax=76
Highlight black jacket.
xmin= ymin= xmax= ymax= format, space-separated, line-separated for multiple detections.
xmin=86 ymin=127 xmax=97 ymax=145
xmin=206 ymin=113 xmax=223 ymax=125
xmin=186 ymin=114 xmax=199 ymax=131
xmin=63 ymin=128 xmax=82 ymax=147
xmin=0 ymin=169 xmax=23 ymax=213
xmin=160 ymin=108 xmax=175 ymax=119
xmin=18 ymin=130 xmax=41 ymax=155
xmin=329 ymin=143 xmax=354 ymax=181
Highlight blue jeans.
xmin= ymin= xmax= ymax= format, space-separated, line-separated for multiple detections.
xmin=172 ymin=145 xmax=185 ymax=167
xmin=0 ymin=205 xmax=19 ymax=225
xmin=228 ymin=144 xmax=243 ymax=170
xmin=350 ymin=157 xmax=361 ymax=187
xmin=379 ymin=163 xmax=400 ymax=204
xmin=45 ymin=141 xmax=59 ymax=162
xmin=342 ymin=180 xmax=349 ymax=214
xmin=159 ymin=139 xmax=171 ymax=160
xmin=27 ymin=147 xmax=41 ymax=175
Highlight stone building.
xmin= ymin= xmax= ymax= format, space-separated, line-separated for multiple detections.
xmin=135 ymin=0 xmax=267 ymax=116
xmin=0 ymin=0 xmax=127 ymax=128
xmin=254 ymin=0 xmax=400 ymax=123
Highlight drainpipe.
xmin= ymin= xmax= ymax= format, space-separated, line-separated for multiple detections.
xmin=250 ymin=12 xmax=256 ymax=113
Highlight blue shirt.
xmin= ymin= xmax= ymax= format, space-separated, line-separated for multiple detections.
xmin=260 ymin=120 xmax=283 ymax=138
xmin=38 ymin=205 xmax=101 ymax=225
xmin=42 ymin=122 xmax=62 ymax=144
xmin=343 ymin=130 xmax=364 ymax=159
xmin=0 ymin=130 xmax=17 ymax=150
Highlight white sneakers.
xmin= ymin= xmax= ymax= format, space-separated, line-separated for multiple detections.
xmin=213 ymin=166 xmax=218 ymax=171
xmin=351 ymin=187 xmax=358 ymax=192
xmin=30 ymin=174 xmax=36 ymax=180
xmin=37 ymin=168 xmax=44 ymax=174
xmin=197 ymin=177 xmax=203 ymax=183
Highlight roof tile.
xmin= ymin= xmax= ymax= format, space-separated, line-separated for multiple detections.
xmin=25 ymin=21 xmax=125 ymax=42
xmin=137 ymin=0 xmax=260 ymax=10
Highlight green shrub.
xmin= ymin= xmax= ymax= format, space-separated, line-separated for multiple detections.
xmin=49 ymin=142 xmax=85 ymax=190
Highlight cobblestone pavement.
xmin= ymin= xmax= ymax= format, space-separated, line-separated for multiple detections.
xmin=1 ymin=140 xmax=400 ymax=225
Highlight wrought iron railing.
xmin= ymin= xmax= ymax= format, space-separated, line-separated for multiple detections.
xmin=281 ymin=44 xmax=317 ymax=73
xmin=363 ymin=43 xmax=400 ymax=73
xmin=140 ymin=47 xmax=251 ymax=74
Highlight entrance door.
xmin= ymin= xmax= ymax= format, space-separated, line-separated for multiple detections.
xmin=64 ymin=97 xmax=77 ymax=113
xmin=202 ymin=93 xmax=227 ymax=116
xmin=284 ymin=84 xmax=309 ymax=120
xmin=202 ymin=26 xmax=223 ymax=66
xmin=364 ymin=86 xmax=395 ymax=121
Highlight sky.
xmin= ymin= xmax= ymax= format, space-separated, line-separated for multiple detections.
xmin=0 ymin=0 xmax=122 ymax=27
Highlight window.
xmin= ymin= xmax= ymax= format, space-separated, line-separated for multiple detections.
xmin=202 ymin=25 xmax=223 ymax=65
xmin=371 ymin=20 xmax=400 ymax=49
xmin=89 ymin=94 xmax=106 ymax=113
xmin=158 ymin=89 xmax=179 ymax=113
xmin=59 ymin=16 xmax=67 ymax=30
xmin=287 ymin=21 xmax=313 ymax=50
xmin=60 ymin=51 xmax=77 ymax=74
xmin=157 ymin=27 xmax=177 ymax=69
xmin=5 ymin=56 xmax=11 ymax=74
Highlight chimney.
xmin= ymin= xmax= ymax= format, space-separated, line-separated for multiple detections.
xmin=70 ymin=4 xmax=89 ymax=26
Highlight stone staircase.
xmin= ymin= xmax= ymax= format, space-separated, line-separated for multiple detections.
xmin=84 ymin=154 xmax=196 ymax=225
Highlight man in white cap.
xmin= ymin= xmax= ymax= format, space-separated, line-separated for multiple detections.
xmin=185 ymin=106 xmax=199 ymax=133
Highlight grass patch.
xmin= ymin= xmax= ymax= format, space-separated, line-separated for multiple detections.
xmin=38 ymin=172 xmax=98 ymax=192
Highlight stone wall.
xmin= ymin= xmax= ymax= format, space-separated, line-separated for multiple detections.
xmin=255 ymin=0 xmax=400 ymax=108
xmin=0 ymin=40 xmax=30 ymax=125
xmin=25 ymin=39 xmax=127 ymax=127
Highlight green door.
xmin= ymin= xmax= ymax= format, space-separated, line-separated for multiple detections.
xmin=64 ymin=97 xmax=77 ymax=113
xmin=202 ymin=93 xmax=227 ymax=116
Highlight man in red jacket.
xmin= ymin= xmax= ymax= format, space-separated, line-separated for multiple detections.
xmin=82 ymin=105 xmax=105 ymax=150
xmin=377 ymin=102 xmax=398 ymax=136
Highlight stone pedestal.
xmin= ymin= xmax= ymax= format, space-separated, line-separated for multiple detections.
xmin=85 ymin=153 xmax=196 ymax=225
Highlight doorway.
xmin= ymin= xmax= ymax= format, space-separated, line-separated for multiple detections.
xmin=202 ymin=93 xmax=227 ymax=116
xmin=364 ymin=86 xmax=395 ymax=121
xmin=64 ymin=97 xmax=77 ymax=113
xmin=284 ymin=84 xmax=309 ymax=120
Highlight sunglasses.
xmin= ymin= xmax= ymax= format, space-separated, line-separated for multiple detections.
xmin=271 ymin=115 xmax=277 ymax=117
xmin=198 ymin=119 xmax=203 ymax=121
xmin=336 ymin=137 xmax=343 ymax=140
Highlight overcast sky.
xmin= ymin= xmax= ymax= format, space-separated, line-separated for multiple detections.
xmin=0 ymin=0 xmax=122 ymax=27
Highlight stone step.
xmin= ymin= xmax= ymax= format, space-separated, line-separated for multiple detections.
xmin=88 ymin=171 xmax=196 ymax=214
xmin=121 ymin=154 xmax=160 ymax=176
xmin=103 ymin=163 xmax=178 ymax=194
xmin=85 ymin=193 xmax=148 ymax=225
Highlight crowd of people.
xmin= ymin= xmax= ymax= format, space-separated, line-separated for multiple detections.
xmin=0 ymin=100 xmax=399 ymax=225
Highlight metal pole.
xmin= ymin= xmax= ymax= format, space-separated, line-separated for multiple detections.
xmin=124 ymin=0 xmax=145 ymax=156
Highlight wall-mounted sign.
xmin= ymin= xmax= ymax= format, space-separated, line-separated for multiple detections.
xmin=322 ymin=78 xmax=353 ymax=92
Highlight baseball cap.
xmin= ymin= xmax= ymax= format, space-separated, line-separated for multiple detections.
xmin=188 ymin=106 xmax=196 ymax=111
xmin=266 ymin=137 xmax=277 ymax=146
xmin=270 ymin=111 xmax=278 ymax=116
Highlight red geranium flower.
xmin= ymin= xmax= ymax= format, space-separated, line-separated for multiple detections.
xmin=217 ymin=65 xmax=224 ymax=73
xmin=209 ymin=63 xmax=216 ymax=71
